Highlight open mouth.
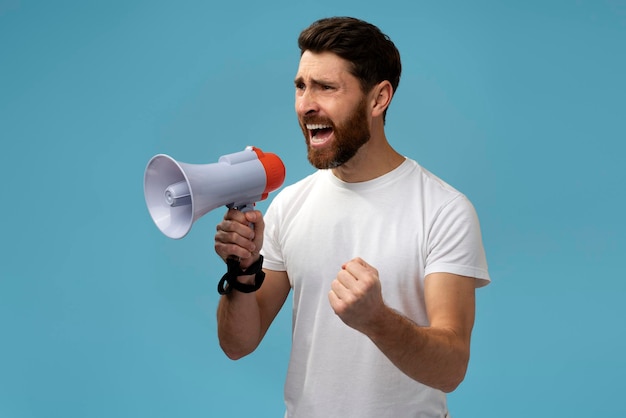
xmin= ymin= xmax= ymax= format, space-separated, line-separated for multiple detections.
xmin=307 ymin=123 xmax=333 ymax=145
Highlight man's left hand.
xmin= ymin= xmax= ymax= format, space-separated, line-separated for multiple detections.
xmin=328 ymin=257 xmax=385 ymax=333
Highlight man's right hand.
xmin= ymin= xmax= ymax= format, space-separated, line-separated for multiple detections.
xmin=214 ymin=208 xmax=265 ymax=270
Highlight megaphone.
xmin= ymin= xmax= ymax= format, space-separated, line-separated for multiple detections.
xmin=144 ymin=146 xmax=285 ymax=239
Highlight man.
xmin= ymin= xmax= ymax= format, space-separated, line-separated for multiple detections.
xmin=214 ymin=17 xmax=490 ymax=418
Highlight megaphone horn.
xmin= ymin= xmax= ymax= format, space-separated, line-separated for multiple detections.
xmin=144 ymin=146 xmax=285 ymax=239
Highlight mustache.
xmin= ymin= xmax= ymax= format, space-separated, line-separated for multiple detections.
xmin=300 ymin=115 xmax=335 ymax=127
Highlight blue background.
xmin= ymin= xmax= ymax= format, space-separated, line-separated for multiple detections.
xmin=1 ymin=1 xmax=625 ymax=417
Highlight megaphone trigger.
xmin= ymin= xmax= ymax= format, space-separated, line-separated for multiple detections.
xmin=228 ymin=202 xmax=256 ymax=229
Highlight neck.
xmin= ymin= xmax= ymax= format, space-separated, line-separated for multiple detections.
xmin=331 ymin=131 xmax=405 ymax=183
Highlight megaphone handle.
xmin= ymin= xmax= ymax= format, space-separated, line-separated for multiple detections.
xmin=229 ymin=203 xmax=255 ymax=229
xmin=226 ymin=202 xmax=255 ymax=265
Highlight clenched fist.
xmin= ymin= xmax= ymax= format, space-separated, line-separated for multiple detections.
xmin=329 ymin=257 xmax=386 ymax=333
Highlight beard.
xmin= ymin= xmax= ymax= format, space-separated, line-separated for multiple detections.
xmin=299 ymin=98 xmax=371 ymax=169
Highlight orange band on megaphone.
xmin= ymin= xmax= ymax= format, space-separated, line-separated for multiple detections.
xmin=251 ymin=147 xmax=286 ymax=200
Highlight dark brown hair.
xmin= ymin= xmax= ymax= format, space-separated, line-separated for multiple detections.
xmin=298 ymin=17 xmax=402 ymax=99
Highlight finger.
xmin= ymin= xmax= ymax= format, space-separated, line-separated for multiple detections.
xmin=340 ymin=261 xmax=365 ymax=283
xmin=328 ymin=289 xmax=347 ymax=313
xmin=330 ymin=276 xmax=348 ymax=297
xmin=215 ymin=222 xmax=255 ymax=245
xmin=215 ymin=217 xmax=257 ymax=261
xmin=223 ymin=207 xmax=249 ymax=223
xmin=214 ymin=242 xmax=254 ymax=261
xmin=245 ymin=210 xmax=265 ymax=244
xmin=217 ymin=216 xmax=255 ymax=240
xmin=214 ymin=228 xmax=256 ymax=256
xmin=222 ymin=209 xmax=255 ymax=233
xmin=343 ymin=257 xmax=374 ymax=279
xmin=335 ymin=268 xmax=358 ymax=289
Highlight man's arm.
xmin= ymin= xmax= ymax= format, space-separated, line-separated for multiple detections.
xmin=329 ymin=258 xmax=476 ymax=392
xmin=214 ymin=208 xmax=291 ymax=360
xmin=217 ymin=269 xmax=290 ymax=360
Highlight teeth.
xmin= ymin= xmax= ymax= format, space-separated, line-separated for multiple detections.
xmin=306 ymin=124 xmax=331 ymax=130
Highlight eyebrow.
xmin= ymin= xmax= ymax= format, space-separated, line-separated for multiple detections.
xmin=294 ymin=76 xmax=336 ymax=88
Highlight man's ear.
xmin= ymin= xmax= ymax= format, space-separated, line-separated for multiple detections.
xmin=371 ymin=80 xmax=393 ymax=118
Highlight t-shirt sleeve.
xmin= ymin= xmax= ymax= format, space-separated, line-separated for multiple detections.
xmin=260 ymin=199 xmax=287 ymax=272
xmin=424 ymin=194 xmax=490 ymax=287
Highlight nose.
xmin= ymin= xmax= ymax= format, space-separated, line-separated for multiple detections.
xmin=295 ymin=89 xmax=319 ymax=117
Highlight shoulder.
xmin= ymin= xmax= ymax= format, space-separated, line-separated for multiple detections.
xmin=269 ymin=170 xmax=327 ymax=208
xmin=401 ymin=158 xmax=469 ymax=209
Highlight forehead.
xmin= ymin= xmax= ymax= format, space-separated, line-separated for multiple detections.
xmin=295 ymin=51 xmax=355 ymax=83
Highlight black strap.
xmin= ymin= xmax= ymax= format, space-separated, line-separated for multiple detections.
xmin=217 ymin=255 xmax=265 ymax=295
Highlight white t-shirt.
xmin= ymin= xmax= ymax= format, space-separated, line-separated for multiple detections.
xmin=261 ymin=158 xmax=490 ymax=418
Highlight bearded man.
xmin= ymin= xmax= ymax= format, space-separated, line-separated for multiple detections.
xmin=214 ymin=16 xmax=490 ymax=418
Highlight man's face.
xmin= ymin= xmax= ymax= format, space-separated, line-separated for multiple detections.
xmin=294 ymin=51 xmax=371 ymax=169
